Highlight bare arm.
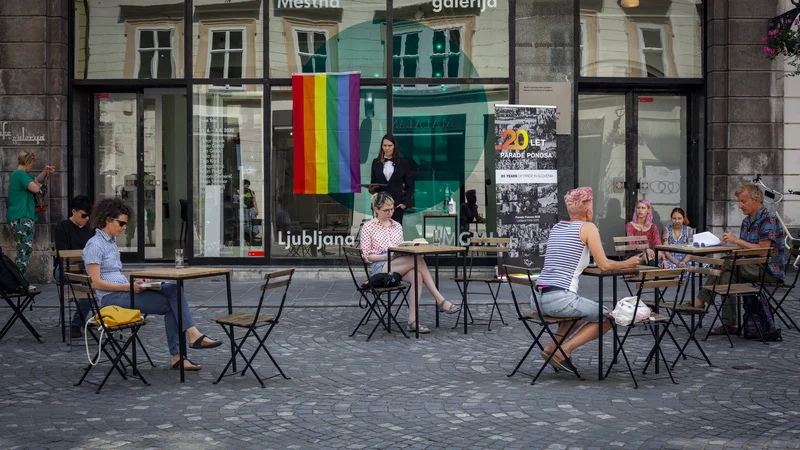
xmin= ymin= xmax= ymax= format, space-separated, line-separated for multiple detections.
xmin=581 ymin=222 xmax=641 ymax=271
xmin=87 ymin=263 xmax=146 ymax=294
xmin=26 ymin=181 xmax=41 ymax=194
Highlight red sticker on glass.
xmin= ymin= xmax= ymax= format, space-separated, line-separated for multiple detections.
xmin=94 ymin=93 xmax=110 ymax=99
xmin=247 ymin=251 xmax=264 ymax=257
xmin=639 ymin=97 xmax=654 ymax=102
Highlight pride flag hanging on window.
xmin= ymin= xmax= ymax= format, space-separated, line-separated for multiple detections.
xmin=292 ymin=72 xmax=361 ymax=194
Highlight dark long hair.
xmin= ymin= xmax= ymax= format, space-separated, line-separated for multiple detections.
xmin=378 ymin=134 xmax=400 ymax=163
xmin=89 ymin=198 xmax=132 ymax=230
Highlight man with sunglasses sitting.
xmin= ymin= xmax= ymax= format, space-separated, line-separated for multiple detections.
xmin=54 ymin=195 xmax=94 ymax=338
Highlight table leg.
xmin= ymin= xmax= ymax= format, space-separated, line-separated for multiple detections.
xmin=463 ymin=250 xmax=468 ymax=335
xmin=177 ymin=279 xmax=185 ymax=383
xmin=612 ymin=276 xmax=618 ymax=365
xmin=226 ymin=272 xmax=236 ymax=373
xmin=59 ymin=276 xmax=66 ymax=343
xmin=414 ymin=256 xmax=419 ymax=339
xmin=130 ymin=277 xmax=139 ymax=377
xmin=435 ymin=255 xmax=440 ymax=328
xmin=598 ymin=276 xmax=604 ymax=381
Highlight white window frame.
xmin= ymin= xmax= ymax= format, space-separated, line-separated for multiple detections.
xmin=636 ymin=24 xmax=668 ymax=77
xmin=393 ymin=24 xmax=465 ymax=90
xmin=580 ymin=20 xmax=588 ymax=76
xmin=292 ymin=27 xmax=330 ymax=73
xmin=205 ymin=27 xmax=247 ymax=78
xmin=134 ymin=27 xmax=176 ymax=79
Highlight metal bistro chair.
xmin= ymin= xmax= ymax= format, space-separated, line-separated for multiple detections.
xmin=0 ymin=248 xmax=42 ymax=343
xmin=213 ymin=269 xmax=294 ymax=388
xmin=761 ymin=240 xmax=800 ymax=334
xmin=67 ymin=273 xmax=150 ymax=394
xmin=702 ymin=247 xmax=770 ymax=347
xmin=450 ymin=237 xmax=510 ymax=331
xmin=504 ymin=264 xmax=583 ymax=384
xmin=343 ymin=246 xmax=410 ymax=341
xmin=606 ymin=269 xmax=683 ymax=389
xmin=614 ymin=236 xmax=655 ymax=296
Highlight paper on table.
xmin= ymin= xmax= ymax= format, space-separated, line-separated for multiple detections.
xmin=693 ymin=231 xmax=722 ymax=247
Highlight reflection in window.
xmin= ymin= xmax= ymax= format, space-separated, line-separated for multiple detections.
xmin=193 ymin=86 xmax=264 ymax=258
xmin=393 ymin=25 xmax=464 ymax=81
xmin=136 ymin=28 xmax=175 ymax=79
xmin=207 ymin=29 xmax=245 ymax=78
xmin=638 ymin=26 xmax=667 ymax=77
xmin=294 ymin=29 xmax=329 ymax=73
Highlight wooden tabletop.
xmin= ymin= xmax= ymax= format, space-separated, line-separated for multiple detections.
xmin=51 ymin=249 xmax=83 ymax=259
xmin=129 ymin=267 xmax=231 ymax=279
xmin=388 ymin=244 xmax=466 ymax=255
xmin=582 ymin=265 xmax=653 ymax=276
xmin=423 ymin=213 xmax=457 ymax=218
xmin=655 ymin=244 xmax=738 ymax=255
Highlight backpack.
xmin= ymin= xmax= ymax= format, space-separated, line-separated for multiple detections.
xmin=742 ymin=292 xmax=782 ymax=341
xmin=361 ymin=272 xmax=402 ymax=289
xmin=0 ymin=248 xmax=29 ymax=294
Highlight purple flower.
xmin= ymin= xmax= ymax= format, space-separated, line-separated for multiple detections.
xmin=788 ymin=19 xmax=794 ymax=24
xmin=762 ymin=36 xmax=768 ymax=42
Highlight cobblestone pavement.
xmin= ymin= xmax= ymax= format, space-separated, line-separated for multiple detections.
xmin=1 ymin=278 xmax=800 ymax=449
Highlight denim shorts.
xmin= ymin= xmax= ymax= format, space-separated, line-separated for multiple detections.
xmin=371 ymin=252 xmax=387 ymax=274
xmin=533 ymin=289 xmax=607 ymax=323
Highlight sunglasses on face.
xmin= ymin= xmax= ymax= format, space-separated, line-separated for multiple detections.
xmin=80 ymin=213 xmax=89 ymax=219
xmin=112 ymin=218 xmax=128 ymax=227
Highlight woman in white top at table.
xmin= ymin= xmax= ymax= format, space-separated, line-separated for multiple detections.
xmin=82 ymin=198 xmax=222 ymax=372
xmin=534 ymin=187 xmax=643 ymax=374
xmin=360 ymin=192 xmax=461 ymax=334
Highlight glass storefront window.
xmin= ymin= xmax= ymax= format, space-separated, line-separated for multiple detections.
xmin=392 ymin=84 xmax=508 ymax=245
xmin=193 ymin=85 xmax=264 ymax=257
xmin=268 ymin=0 xmax=387 ymax=78
xmin=579 ymin=0 xmax=702 ymax=78
xmin=192 ymin=0 xmax=264 ymax=79
xmin=269 ymin=86 xmax=387 ymax=259
xmin=392 ymin=0 xmax=509 ymax=79
xmin=74 ymin=0 xmax=185 ymax=79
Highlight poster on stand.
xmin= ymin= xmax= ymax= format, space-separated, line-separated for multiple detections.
xmin=494 ymin=104 xmax=558 ymax=269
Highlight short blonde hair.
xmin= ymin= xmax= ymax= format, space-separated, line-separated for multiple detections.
xmin=734 ymin=183 xmax=764 ymax=203
xmin=371 ymin=192 xmax=395 ymax=213
xmin=564 ymin=187 xmax=593 ymax=218
xmin=17 ymin=151 xmax=35 ymax=166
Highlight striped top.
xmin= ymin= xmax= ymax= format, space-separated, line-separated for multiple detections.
xmin=537 ymin=221 xmax=589 ymax=293
xmin=82 ymin=228 xmax=129 ymax=301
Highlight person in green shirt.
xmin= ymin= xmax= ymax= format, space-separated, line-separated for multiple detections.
xmin=8 ymin=151 xmax=55 ymax=276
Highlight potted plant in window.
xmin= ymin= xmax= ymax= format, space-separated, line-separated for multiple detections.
xmin=762 ymin=16 xmax=800 ymax=76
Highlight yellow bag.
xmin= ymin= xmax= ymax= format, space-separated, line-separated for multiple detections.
xmin=94 ymin=305 xmax=141 ymax=327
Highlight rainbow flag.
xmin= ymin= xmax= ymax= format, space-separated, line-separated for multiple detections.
xmin=292 ymin=72 xmax=361 ymax=194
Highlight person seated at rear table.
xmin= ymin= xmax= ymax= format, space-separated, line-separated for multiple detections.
xmin=626 ymin=199 xmax=661 ymax=265
xmin=53 ymin=194 xmax=95 ymax=339
xmin=534 ymin=187 xmax=644 ymax=375
xmin=692 ymin=183 xmax=786 ymax=336
xmin=660 ymin=207 xmax=692 ymax=269
xmin=460 ymin=189 xmax=484 ymax=236
xmin=82 ymin=198 xmax=222 ymax=371
xmin=360 ymin=192 xmax=461 ymax=334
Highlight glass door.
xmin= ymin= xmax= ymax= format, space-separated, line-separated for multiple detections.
xmin=578 ymin=92 xmax=689 ymax=252
xmin=143 ymin=97 xmax=163 ymax=259
xmin=93 ymin=92 xmax=142 ymax=257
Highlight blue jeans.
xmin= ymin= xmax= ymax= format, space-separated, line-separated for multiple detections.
xmin=101 ymin=283 xmax=196 ymax=355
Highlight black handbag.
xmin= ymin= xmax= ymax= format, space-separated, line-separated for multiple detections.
xmin=361 ymin=272 xmax=402 ymax=289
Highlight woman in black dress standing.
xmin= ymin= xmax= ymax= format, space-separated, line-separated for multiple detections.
xmin=370 ymin=134 xmax=413 ymax=224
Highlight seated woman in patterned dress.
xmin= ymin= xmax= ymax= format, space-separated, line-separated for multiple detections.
xmin=626 ymin=199 xmax=661 ymax=265
xmin=359 ymin=192 xmax=461 ymax=334
xmin=661 ymin=207 xmax=692 ymax=269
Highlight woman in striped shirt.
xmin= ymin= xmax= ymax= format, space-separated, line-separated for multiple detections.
xmin=535 ymin=187 xmax=643 ymax=374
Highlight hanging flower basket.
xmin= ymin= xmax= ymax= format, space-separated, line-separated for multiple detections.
xmin=762 ymin=17 xmax=800 ymax=76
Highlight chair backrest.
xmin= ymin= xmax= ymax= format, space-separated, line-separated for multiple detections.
xmin=179 ymin=199 xmax=188 ymax=221
xmin=64 ymin=273 xmax=104 ymax=327
xmin=468 ymin=237 xmax=511 ymax=276
xmin=503 ymin=264 xmax=539 ymax=319
xmin=254 ymin=268 xmax=295 ymax=326
xmin=342 ymin=246 xmax=370 ymax=289
xmin=632 ymin=268 xmax=685 ymax=318
xmin=785 ymin=241 xmax=800 ymax=287
xmin=613 ymin=235 xmax=649 ymax=252
xmin=731 ymin=247 xmax=770 ymax=293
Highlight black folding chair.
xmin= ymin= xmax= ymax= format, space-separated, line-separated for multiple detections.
xmin=606 ymin=269 xmax=683 ymax=389
xmin=0 ymin=253 xmax=42 ymax=343
xmin=343 ymin=246 xmax=410 ymax=341
xmin=67 ymin=273 xmax=150 ymax=393
xmin=702 ymin=248 xmax=769 ymax=347
xmin=213 ymin=269 xmax=295 ymax=387
xmin=504 ymin=264 xmax=583 ymax=384
xmin=451 ymin=238 xmax=509 ymax=331
xmin=761 ymin=241 xmax=800 ymax=333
